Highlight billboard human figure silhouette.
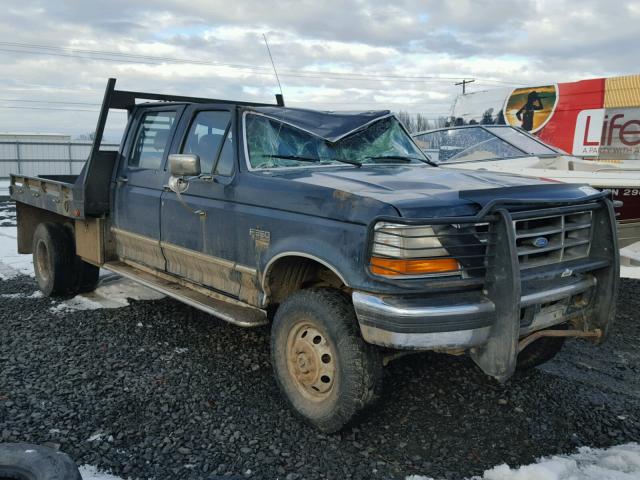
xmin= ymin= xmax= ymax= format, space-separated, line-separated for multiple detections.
xmin=515 ymin=91 xmax=544 ymax=131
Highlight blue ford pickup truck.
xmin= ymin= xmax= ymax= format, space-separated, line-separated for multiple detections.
xmin=10 ymin=79 xmax=619 ymax=432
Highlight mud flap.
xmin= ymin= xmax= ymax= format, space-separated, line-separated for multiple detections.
xmin=470 ymin=208 xmax=521 ymax=382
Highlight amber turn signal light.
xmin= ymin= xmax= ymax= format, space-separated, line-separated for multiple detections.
xmin=370 ymin=257 xmax=460 ymax=276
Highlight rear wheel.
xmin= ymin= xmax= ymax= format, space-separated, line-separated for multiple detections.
xmin=32 ymin=222 xmax=76 ymax=296
xmin=271 ymin=288 xmax=382 ymax=432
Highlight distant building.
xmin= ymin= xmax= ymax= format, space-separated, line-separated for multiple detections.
xmin=0 ymin=133 xmax=71 ymax=143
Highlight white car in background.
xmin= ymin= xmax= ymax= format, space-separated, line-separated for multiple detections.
xmin=413 ymin=125 xmax=640 ymax=248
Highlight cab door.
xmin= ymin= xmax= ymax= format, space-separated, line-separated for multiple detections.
xmin=111 ymin=105 xmax=184 ymax=269
xmin=160 ymin=105 xmax=249 ymax=298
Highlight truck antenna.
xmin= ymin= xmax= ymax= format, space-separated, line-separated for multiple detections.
xmin=263 ymin=33 xmax=285 ymax=106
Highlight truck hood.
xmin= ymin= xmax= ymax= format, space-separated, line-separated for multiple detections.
xmin=271 ymin=164 xmax=595 ymax=218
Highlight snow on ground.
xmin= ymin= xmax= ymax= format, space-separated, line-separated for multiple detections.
xmin=83 ymin=274 xmax=165 ymax=308
xmin=0 ymin=290 xmax=43 ymax=299
xmin=49 ymin=294 xmax=108 ymax=314
xmin=78 ymin=465 xmax=126 ymax=480
xmin=621 ymin=241 xmax=640 ymax=263
xmin=0 ymin=226 xmax=34 ymax=279
xmin=407 ymin=443 xmax=640 ymax=480
xmin=621 ymin=242 xmax=640 ymax=279
xmin=620 ymin=266 xmax=640 ymax=280
xmin=0 ymin=208 xmax=16 ymax=223
xmin=48 ymin=274 xmax=164 ymax=314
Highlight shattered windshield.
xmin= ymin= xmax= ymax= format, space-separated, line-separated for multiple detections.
xmin=245 ymin=113 xmax=429 ymax=169
xmin=413 ymin=126 xmax=558 ymax=164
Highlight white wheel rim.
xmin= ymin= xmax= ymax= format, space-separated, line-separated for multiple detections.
xmin=285 ymin=321 xmax=336 ymax=402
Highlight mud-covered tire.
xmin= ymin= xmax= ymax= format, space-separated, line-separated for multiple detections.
xmin=517 ymin=334 xmax=566 ymax=371
xmin=0 ymin=442 xmax=81 ymax=480
xmin=32 ymin=222 xmax=77 ymax=296
xmin=271 ymin=288 xmax=382 ymax=433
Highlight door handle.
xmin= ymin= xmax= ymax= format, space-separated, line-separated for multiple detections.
xmin=116 ymin=176 xmax=128 ymax=184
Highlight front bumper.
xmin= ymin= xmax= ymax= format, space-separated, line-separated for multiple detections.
xmin=356 ymin=196 xmax=619 ymax=382
xmin=353 ymin=275 xmax=597 ymax=350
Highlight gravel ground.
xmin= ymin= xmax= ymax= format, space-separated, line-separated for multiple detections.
xmin=1 ymin=203 xmax=639 ymax=479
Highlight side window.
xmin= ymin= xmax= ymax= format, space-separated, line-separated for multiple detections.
xmin=181 ymin=111 xmax=231 ymax=174
xmin=129 ymin=111 xmax=176 ymax=169
xmin=214 ymin=130 xmax=234 ymax=176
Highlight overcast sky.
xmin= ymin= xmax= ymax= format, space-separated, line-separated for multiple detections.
xmin=0 ymin=0 xmax=638 ymax=140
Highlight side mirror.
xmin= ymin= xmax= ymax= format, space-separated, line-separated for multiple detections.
xmin=169 ymin=154 xmax=201 ymax=177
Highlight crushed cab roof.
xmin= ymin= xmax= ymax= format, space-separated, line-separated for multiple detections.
xmin=246 ymin=106 xmax=392 ymax=143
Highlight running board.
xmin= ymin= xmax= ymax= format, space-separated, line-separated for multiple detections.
xmin=103 ymin=261 xmax=268 ymax=327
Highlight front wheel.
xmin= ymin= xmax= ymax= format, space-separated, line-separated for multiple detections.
xmin=270 ymin=288 xmax=382 ymax=432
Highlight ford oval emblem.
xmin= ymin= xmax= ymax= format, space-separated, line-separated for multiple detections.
xmin=533 ymin=237 xmax=549 ymax=248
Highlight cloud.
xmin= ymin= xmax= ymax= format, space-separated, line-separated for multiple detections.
xmin=0 ymin=0 xmax=637 ymax=136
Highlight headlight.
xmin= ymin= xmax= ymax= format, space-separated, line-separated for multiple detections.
xmin=370 ymin=222 xmax=460 ymax=277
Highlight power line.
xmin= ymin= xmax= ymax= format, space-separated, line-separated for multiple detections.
xmin=0 ymin=95 xmax=452 ymax=106
xmin=0 ymin=105 xmax=100 ymax=112
xmin=0 ymin=105 xmax=451 ymax=118
xmin=0 ymin=46 xmax=508 ymax=86
xmin=0 ymin=41 xmax=270 ymax=71
xmin=0 ymin=101 xmax=451 ymax=113
xmin=0 ymin=41 xmax=524 ymax=86
xmin=0 ymin=98 xmax=101 ymax=106
xmin=0 ymin=96 xmax=453 ymax=110
xmin=0 ymin=45 xmax=479 ymax=85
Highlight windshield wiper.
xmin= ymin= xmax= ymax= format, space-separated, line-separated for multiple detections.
xmin=366 ymin=155 xmax=438 ymax=167
xmin=262 ymin=154 xmax=320 ymax=162
xmin=263 ymin=154 xmax=362 ymax=167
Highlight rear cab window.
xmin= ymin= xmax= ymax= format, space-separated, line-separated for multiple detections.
xmin=129 ymin=111 xmax=177 ymax=169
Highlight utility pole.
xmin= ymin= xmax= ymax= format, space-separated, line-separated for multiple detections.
xmin=455 ymin=78 xmax=475 ymax=94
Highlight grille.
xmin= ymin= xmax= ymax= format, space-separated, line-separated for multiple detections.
xmin=514 ymin=211 xmax=592 ymax=269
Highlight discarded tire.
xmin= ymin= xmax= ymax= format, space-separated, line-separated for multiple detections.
xmin=0 ymin=443 xmax=81 ymax=480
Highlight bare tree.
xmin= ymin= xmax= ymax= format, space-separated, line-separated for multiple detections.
xmin=415 ymin=113 xmax=430 ymax=132
xmin=395 ymin=111 xmax=416 ymax=132
xmin=76 ymin=131 xmax=96 ymax=141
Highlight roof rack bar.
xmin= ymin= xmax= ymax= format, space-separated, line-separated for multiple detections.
xmin=113 ymin=89 xmax=278 ymax=108
xmin=104 ymin=79 xmax=278 ymax=110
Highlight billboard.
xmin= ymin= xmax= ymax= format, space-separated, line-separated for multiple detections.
xmin=449 ymin=74 xmax=640 ymax=163
xmin=504 ymin=85 xmax=558 ymax=133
